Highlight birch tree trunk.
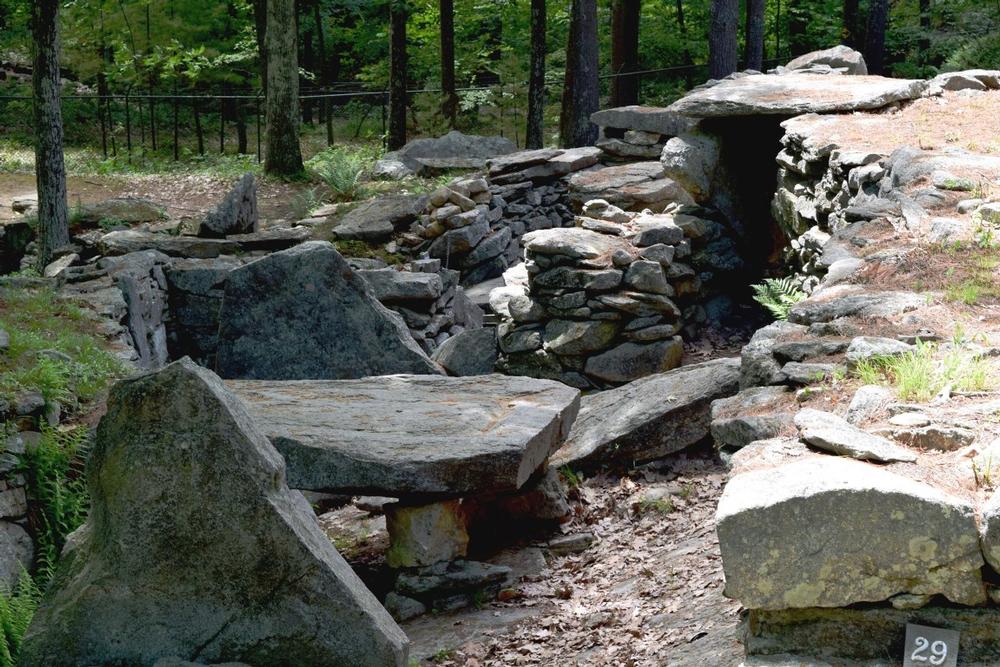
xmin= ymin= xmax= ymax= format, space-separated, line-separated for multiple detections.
xmin=32 ymin=0 xmax=70 ymax=270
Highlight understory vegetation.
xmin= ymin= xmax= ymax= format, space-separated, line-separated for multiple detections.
xmin=855 ymin=340 xmax=995 ymax=402
xmin=0 ymin=288 xmax=125 ymax=409
xmin=750 ymin=277 xmax=806 ymax=320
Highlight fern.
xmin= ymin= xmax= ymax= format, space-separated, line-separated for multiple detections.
xmin=751 ymin=277 xmax=806 ymax=321
xmin=0 ymin=570 xmax=42 ymax=667
xmin=17 ymin=425 xmax=90 ymax=585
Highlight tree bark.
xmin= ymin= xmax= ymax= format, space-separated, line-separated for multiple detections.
xmin=918 ymin=0 xmax=931 ymax=65
xmin=610 ymin=0 xmax=641 ymax=107
xmin=253 ymin=0 xmax=268 ymax=93
xmin=439 ymin=0 xmax=457 ymax=128
xmin=302 ymin=27 xmax=315 ymax=124
xmin=313 ymin=0 xmax=328 ymax=126
xmin=675 ymin=0 xmax=694 ymax=86
xmin=842 ymin=0 xmax=861 ymax=49
xmin=864 ymin=0 xmax=890 ymax=75
xmin=388 ymin=0 xmax=408 ymax=151
xmin=744 ymin=0 xmax=766 ymax=71
xmin=265 ymin=0 xmax=304 ymax=175
xmin=525 ymin=0 xmax=546 ymax=149
xmin=787 ymin=0 xmax=809 ymax=56
xmin=708 ymin=0 xmax=739 ymax=79
xmin=559 ymin=0 xmax=599 ymax=148
xmin=32 ymin=0 xmax=70 ymax=269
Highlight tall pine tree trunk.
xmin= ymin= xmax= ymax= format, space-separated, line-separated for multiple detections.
xmin=32 ymin=0 xmax=70 ymax=269
xmin=559 ymin=0 xmax=599 ymax=148
xmin=864 ymin=0 xmax=890 ymax=75
xmin=440 ymin=0 xmax=457 ymax=128
xmin=265 ymin=0 xmax=304 ymax=175
xmin=525 ymin=0 xmax=546 ymax=149
xmin=709 ymin=0 xmax=738 ymax=79
xmin=842 ymin=0 xmax=861 ymax=48
xmin=302 ymin=28 xmax=315 ymax=124
xmin=388 ymin=0 xmax=408 ymax=151
xmin=609 ymin=0 xmax=641 ymax=107
xmin=744 ymin=0 xmax=766 ymax=71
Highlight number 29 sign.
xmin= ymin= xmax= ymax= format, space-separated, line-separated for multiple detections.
xmin=903 ymin=623 xmax=959 ymax=667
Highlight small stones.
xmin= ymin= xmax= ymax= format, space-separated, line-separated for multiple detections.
xmin=545 ymin=532 xmax=596 ymax=556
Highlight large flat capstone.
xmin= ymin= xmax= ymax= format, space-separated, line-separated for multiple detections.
xmin=716 ymin=456 xmax=985 ymax=611
xmin=20 ymin=358 xmax=409 ymax=667
xmin=215 ymin=241 xmax=442 ymax=380
xmin=669 ymin=73 xmax=927 ymax=117
xmin=551 ymin=358 xmax=740 ymax=468
xmin=228 ymin=374 xmax=581 ymax=496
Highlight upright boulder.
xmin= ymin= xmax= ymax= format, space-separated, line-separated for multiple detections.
xmin=20 ymin=359 xmax=409 ymax=667
xmin=786 ymin=46 xmax=868 ymax=75
xmin=198 ymin=173 xmax=259 ymax=238
xmin=215 ymin=242 xmax=441 ymax=380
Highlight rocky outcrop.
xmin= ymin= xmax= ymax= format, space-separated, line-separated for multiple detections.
xmin=215 ymin=242 xmax=441 ymax=380
xmin=717 ymin=454 xmax=985 ymax=611
xmin=551 ymin=357 xmax=740 ymax=468
xmin=373 ymin=130 xmax=517 ymax=179
xmin=20 ymin=359 xmax=409 ymax=667
xmin=228 ymin=373 xmax=580 ymax=496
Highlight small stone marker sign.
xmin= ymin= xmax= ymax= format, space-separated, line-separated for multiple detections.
xmin=903 ymin=623 xmax=959 ymax=667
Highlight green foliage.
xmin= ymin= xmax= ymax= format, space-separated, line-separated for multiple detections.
xmin=17 ymin=425 xmax=91 ymax=584
xmin=0 ymin=569 xmax=42 ymax=667
xmin=0 ymin=288 xmax=127 ymax=409
xmin=306 ymin=144 xmax=381 ymax=202
xmin=332 ymin=239 xmax=405 ymax=266
xmin=854 ymin=341 xmax=995 ymax=402
xmin=751 ymin=277 xmax=805 ymax=321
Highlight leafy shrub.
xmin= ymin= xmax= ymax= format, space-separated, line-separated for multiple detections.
xmin=751 ymin=277 xmax=806 ymax=321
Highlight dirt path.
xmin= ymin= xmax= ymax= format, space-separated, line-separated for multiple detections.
xmin=400 ymin=453 xmax=744 ymax=666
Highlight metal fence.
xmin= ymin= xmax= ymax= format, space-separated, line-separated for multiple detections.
xmin=0 ymin=58 xmax=785 ymax=163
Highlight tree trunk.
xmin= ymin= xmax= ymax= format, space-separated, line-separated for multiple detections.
xmin=559 ymin=0 xmax=599 ymax=148
xmin=708 ymin=0 xmax=738 ymax=79
xmin=265 ymin=0 xmax=304 ymax=175
xmin=744 ymin=0 xmax=766 ymax=71
xmin=918 ymin=0 xmax=931 ymax=65
xmin=439 ymin=0 xmax=457 ymax=127
xmin=253 ymin=0 xmax=268 ymax=93
xmin=302 ymin=28 xmax=315 ymax=124
xmin=787 ymin=0 xmax=809 ymax=56
xmin=313 ymin=0 xmax=327 ymax=125
xmin=842 ymin=0 xmax=861 ymax=49
xmin=675 ymin=0 xmax=694 ymax=86
xmin=388 ymin=0 xmax=408 ymax=151
xmin=864 ymin=0 xmax=890 ymax=75
xmin=610 ymin=0 xmax=641 ymax=107
xmin=32 ymin=0 xmax=70 ymax=269
xmin=525 ymin=0 xmax=546 ymax=149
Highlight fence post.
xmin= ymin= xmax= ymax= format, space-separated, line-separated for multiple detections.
xmin=125 ymin=89 xmax=132 ymax=163
xmin=256 ymin=94 xmax=262 ymax=163
xmin=219 ymin=96 xmax=225 ymax=154
xmin=99 ymin=95 xmax=108 ymax=159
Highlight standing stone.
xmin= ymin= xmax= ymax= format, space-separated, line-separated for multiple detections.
xmin=215 ymin=242 xmax=442 ymax=380
xmin=198 ymin=173 xmax=259 ymax=238
xmin=583 ymin=337 xmax=684 ymax=384
xmin=431 ymin=328 xmax=498 ymax=376
xmin=20 ymin=358 xmax=409 ymax=667
xmin=385 ymin=500 xmax=469 ymax=568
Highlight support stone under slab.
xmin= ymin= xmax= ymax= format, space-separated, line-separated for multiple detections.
xmin=384 ymin=499 xmax=470 ymax=568
xmin=746 ymin=605 xmax=1000 ymax=664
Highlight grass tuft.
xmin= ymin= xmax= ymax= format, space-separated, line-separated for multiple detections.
xmin=853 ymin=340 xmax=995 ymax=402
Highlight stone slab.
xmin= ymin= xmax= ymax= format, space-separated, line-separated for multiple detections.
xmin=228 ymin=374 xmax=580 ymax=496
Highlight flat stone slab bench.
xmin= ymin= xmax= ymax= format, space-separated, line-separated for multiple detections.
xmin=228 ymin=374 xmax=581 ymax=497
